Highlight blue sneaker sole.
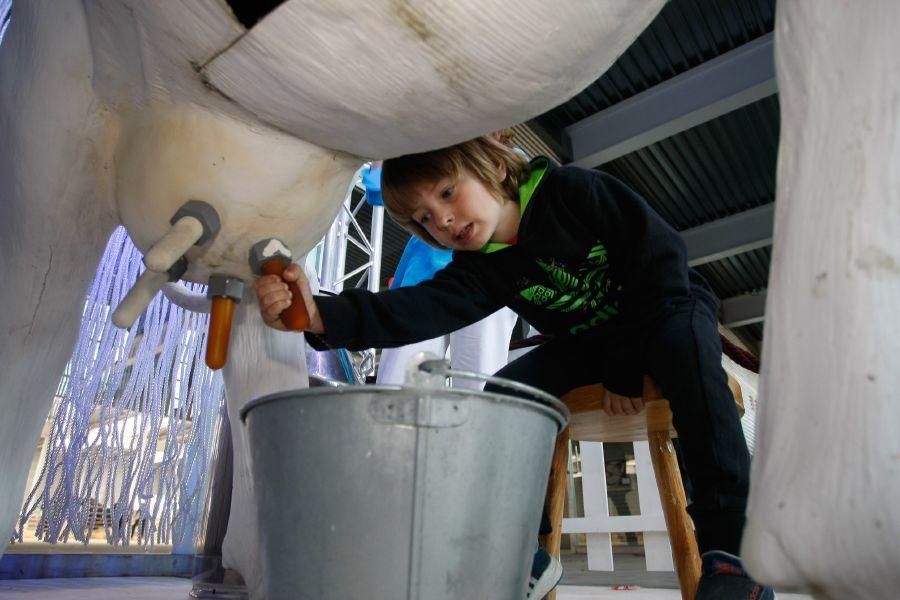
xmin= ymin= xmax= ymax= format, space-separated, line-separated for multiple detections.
xmin=527 ymin=556 xmax=563 ymax=600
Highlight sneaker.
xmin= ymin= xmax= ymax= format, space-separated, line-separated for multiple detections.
xmin=695 ymin=550 xmax=775 ymax=600
xmin=526 ymin=546 xmax=563 ymax=599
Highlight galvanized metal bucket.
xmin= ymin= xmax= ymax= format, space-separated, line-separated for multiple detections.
xmin=239 ymin=360 xmax=568 ymax=600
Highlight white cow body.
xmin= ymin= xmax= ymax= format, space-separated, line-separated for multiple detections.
xmin=113 ymin=102 xmax=360 ymax=281
xmin=0 ymin=1 xmax=665 ymax=596
xmin=221 ymin=303 xmax=311 ymax=596
xmin=0 ymin=0 xmax=119 ymax=559
xmin=4 ymin=1 xmax=900 ymax=599
xmin=741 ymin=2 xmax=900 ymax=599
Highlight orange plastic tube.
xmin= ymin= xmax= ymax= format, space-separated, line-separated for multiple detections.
xmin=261 ymin=258 xmax=310 ymax=331
xmin=206 ymin=296 xmax=236 ymax=370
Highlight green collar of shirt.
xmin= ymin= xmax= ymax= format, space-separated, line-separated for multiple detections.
xmin=479 ymin=157 xmax=549 ymax=254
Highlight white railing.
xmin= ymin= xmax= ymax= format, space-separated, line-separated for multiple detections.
xmin=562 ymin=441 xmax=675 ymax=571
xmin=561 ymin=360 xmax=757 ymax=573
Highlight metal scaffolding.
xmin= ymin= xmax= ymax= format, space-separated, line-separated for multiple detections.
xmin=316 ymin=166 xmax=384 ymax=379
xmin=318 ymin=166 xmax=384 ymax=295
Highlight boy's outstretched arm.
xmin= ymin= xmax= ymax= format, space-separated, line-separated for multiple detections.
xmin=254 ymin=263 xmax=324 ymax=334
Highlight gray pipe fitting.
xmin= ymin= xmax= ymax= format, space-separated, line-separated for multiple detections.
xmin=206 ymin=274 xmax=245 ymax=302
xmin=172 ymin=200 xmax=221 ymax=246
xmin=167 ymin=256 xmax=189 ymax=281
xmin=248 ymin=238 xmax=293 ymax=275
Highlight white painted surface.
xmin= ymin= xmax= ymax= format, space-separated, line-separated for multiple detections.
xmin=563 ymin=442 xmax=672 ymax=573
xmin=110 ymin=268 xmax=171 ymax=328
xmin=376 ymin=308 xmax=518 ymax=391
xmin=581 ymin=443 xmax=614 ymax=571
xmin=220 ymin=301 xmax=310 ymax=599
xmin=113 ymin=102 xmax=362 ymax=282
xmin=633 ymin=442 xmax=674 ymax=572
xmin=141 ymin=216 xmax=205 ymax=272
xmin=204 ymin=0 xmax=667 ymax=158
xmin=742 ymin=2 xmax=900 ymax=599
xmin=721 ymin=354 xmax=759 ymax=453
xmin=0 ymin=0 xmax=118 ymax=559
xmin=83 ymin=1 xmax=244 ymax=112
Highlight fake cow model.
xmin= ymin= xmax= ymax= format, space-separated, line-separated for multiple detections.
xmin=0 ymin=0 xmax=663 ymax=597
xmin=1 ymin=1 xmax=898 ymax=599
xmin=740 ymin=2 xmax=900 ymax=599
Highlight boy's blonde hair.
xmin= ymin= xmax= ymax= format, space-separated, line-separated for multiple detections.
xmin=381 ymin=135 xmax=531 ymax=248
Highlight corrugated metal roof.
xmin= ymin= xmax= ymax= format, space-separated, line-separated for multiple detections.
xmin=694 ymin=247 xmax=770 ymax=298
xmin=601 ymin=96 xmax=779 ymax=230
xmin=535 ymin=0 xmax=776 ymax=136
xmin=600 ymin=94 xmax=778 ymax=355
xmin=734 ymin=321 xmax=765 ymax=353
xmin=508 ymin=124 xmax=562 ymax=164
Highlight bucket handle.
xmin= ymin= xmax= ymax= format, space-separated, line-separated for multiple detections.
xmin=416 ymin=359 xmax=570 ymax=422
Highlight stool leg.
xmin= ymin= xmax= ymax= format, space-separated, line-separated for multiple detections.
xmin=539 ymin=428 xmax=570 ymax=600
xmin=647 ymin=428 xmax=702 ymax=600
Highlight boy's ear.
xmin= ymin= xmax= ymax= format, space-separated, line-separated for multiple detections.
xmin=496 ymin=160 xmax=507 ymax=182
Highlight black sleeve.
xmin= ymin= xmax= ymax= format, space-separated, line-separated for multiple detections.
xmin=305 ymin=256 xmax=503 ymax=351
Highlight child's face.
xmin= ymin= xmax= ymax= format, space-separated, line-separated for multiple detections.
xmin=408 ymin=167 xmax=518 ymax=251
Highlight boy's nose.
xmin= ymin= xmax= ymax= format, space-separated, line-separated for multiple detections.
xmin=437 ymin=212 xmax=453 ymax=229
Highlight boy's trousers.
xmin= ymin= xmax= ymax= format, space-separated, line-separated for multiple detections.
xmin=487 ymin=276 xmax=751 ymax=555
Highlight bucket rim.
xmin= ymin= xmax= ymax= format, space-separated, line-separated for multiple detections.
xmin=239 ymin=384 xmax=569 ymax=431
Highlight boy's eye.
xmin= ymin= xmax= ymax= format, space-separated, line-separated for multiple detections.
xmin=441 ymin=186 xmax=454 ymax=199
xmin=418 ymin=214 xmax=430 ymax=224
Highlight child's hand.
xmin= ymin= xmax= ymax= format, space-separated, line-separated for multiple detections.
xmin=254 ymin=264 xmax=325 ymax=334
xmin=601 ymin=389 xmax=644 ymax=416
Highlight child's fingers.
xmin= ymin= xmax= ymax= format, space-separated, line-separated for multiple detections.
xmin=282 ymin=263 xmax=303 ymax=283
xmin=629 ymin=397 xmax=644 ymax=414
xmin=601 ymin=390 xmax=644 ymax=416
xmin=258 ymin=288 xmax=292 ymax=311
xmin=255 ymin=273 xmax=293 ymax=326
xmin=254 ymin=274 xmax=286 ymax=291
xmin=260 ymin=295 xmax=292 ymax=322
xmin=253 ymin=266 xmax=322 ymax=334
xmin=620 ymin=396 xmax=644 ymax=415
xmin=255 ymin=276 xmax=289 ymax=298
xmin=601 ymin=390 xmax=616 ymax=416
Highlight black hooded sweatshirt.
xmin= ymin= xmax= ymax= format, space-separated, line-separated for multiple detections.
xmin=308 ymin=157 xmax=694 ymax=353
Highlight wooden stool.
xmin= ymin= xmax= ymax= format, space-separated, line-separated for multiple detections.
xmin=540 ymin=376 xmax=743 ymax=600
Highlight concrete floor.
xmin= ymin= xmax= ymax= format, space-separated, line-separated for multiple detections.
xmin=0 ymin=549 xmax=815 ymax=599
xmin=0 ymin=577 xmax=816 ymax=599
xmin=560 ymin=552 xmax=680 ymax=589
xmin=559 ymin=587 xmax=813 ymax=599
xmin=0 ymin=577 xmax=189 ymax=599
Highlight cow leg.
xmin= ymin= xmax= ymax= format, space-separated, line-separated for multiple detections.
xmin=742 ymin=2 xmax=900 ymax=598
xmin=221 ymin=300 xmax=310 ymax=599
xmin=0 ymin=0 xmax=117 ymax=557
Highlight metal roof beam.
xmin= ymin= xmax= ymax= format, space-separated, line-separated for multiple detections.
xmin=684 ymin=203 xmax=774 ymax=266
xmin=565 ymin=33 xmax=776 ymax=168
xmin=721 ymin=291 xmax=767 ymax=328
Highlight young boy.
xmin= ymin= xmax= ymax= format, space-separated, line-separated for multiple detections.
xmin=255 ymin=136 xmax=773 ymax=599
